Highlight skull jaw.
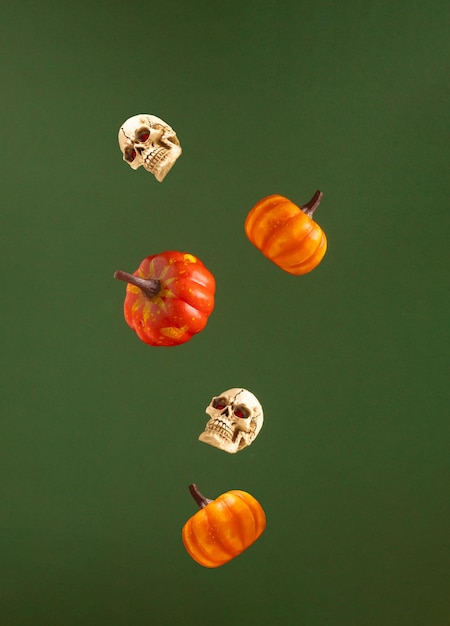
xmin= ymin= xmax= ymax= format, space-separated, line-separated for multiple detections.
xmin=143 ymin=144 xmax=182 ymax=182
xmin=198 ymin=430 xmax=240 ymax=454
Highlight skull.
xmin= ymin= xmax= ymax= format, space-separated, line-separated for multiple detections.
xmin=118 ymin=114 xmax=182 ymax=182
xmin=199 ymin=388 xmax=264 ymax=454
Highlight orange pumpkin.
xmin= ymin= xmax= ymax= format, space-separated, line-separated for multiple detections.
xmin=182 ymin=484 xmax=266 ymax=568
xmin=244 ymin=190 xmax=327 ymax=275
xmin=113 ymin=251 xmax=215 ymax=347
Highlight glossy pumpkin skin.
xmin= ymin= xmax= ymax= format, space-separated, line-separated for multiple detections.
xmin=182 ymin=485 xmax=266 ymax=568
xmin=244 ymin=193 xmax=327 ymax=275
xmin=118 ymin=251 xmax=215 ymax=347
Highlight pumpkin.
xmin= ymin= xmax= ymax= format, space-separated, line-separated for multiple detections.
xmin=114 ymin=251 xmax=215 ymax=347
xmin=182 ymin=484 xmax=266 ymax=568
xmin=244 ymin=190 xmax=327 ymax=275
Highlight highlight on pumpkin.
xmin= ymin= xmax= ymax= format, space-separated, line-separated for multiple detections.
xmin=244 ymin=191 xmax=327 ymax=275
xmin=182 ymin=484 xmax=266 ymax=568
xmin=113 ymin=250 xmax=216 ymax=347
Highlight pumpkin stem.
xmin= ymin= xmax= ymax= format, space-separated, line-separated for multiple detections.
xmin=188 ymin=484 xmax=213 ymax=509
xmin=302 ymin=190 xmax=323 ymax=218
xmin=113 ymin=270 xmax=161 ymax=299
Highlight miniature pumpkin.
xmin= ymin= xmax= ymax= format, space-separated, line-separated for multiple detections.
xmin=244 ymin=191 xmax=327 ymax=275
xmin=182 ymin=484 xmax=266 ymax=568
xmin=114 ymin=251 xmax=215 ymax=347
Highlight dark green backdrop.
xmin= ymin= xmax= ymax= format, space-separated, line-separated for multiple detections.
xmin=1 ymin=1 xmax=449 ymax=625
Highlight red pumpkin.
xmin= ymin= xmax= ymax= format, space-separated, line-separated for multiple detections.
xmin=182 ymin=484 xmax=266 ymax=568
xmin=114 ymin=251 xmax=215 ymax=347
xmin=244 ymin=191 xmax=327 ymax=275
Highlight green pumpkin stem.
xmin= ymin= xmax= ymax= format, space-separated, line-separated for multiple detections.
xmin=113 ymin=270 xmax=161 ymax=298
xmin=302 ymin=190 xmax=323 ymax=218
xmin=188 ymin=484 xmax=213 ymax=509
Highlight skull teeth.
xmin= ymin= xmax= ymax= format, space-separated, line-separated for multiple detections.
xmin=208 ymin=419 xmax=234 ymax=440
xmin=144 ymin=147 xmax=169 ymax=168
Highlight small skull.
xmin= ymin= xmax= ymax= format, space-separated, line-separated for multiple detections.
xmin=199 ymin=388 xmax=264 ymax=454
xmin=118 ymin=114 xmax=182 ymax=182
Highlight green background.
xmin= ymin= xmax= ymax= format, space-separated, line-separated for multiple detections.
xmin=1 ymin=1 xmax=449 ymax=624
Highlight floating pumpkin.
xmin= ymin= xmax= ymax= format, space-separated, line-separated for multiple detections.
xmin=182 ymin=484 xmax=266 ymax=568
xmin=114 ymin=251 xmax=215 ymax=347
xmin=244 ymin=191 xmax=327 ymax=275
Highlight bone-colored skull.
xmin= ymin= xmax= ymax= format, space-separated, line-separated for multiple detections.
xmin=198 ymin=388 xmax=264 ymax=454
xmin=118 ymin=114 xmax=182 ymax=182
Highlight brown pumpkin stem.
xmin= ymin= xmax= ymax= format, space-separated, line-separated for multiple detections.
xmin=188 ymin=484 xmax=213 ymax=509
xmin=302 ymin=190 xmax=323 ymax=218
xmin=113 ymin=270 xmax=161 ymax=299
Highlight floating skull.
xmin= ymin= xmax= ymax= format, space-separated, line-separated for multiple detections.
xmin=118 ymin=114 xmax=182 ymax=182
xmin=199 ymin=388 xmax=264 ymax=454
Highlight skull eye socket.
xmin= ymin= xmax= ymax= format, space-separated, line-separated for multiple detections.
xmin=136 ymin=128 xmax=150 ymax=142
xmin=125 ymin=148 xmax=136 ymax=162
xmin=234 ymin=406 xmax=250 ymax=419
xmin=213 ymin=397 xmax=227 ymax=411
